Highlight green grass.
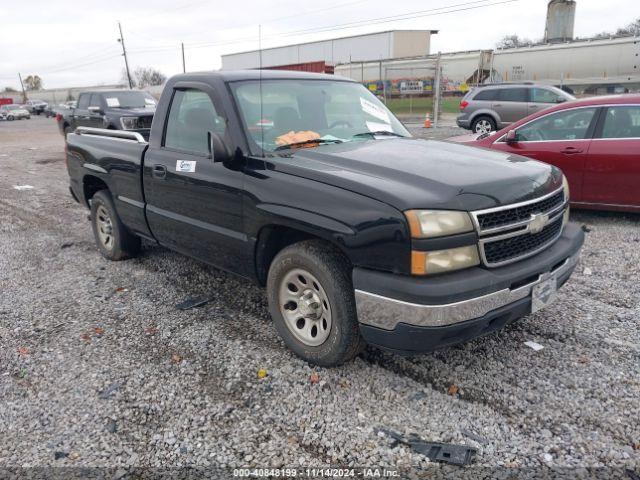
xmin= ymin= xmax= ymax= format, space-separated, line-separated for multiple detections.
xmin=384 ymin=96 xmax=460 ymax=115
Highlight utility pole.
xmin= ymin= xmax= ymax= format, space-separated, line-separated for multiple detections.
xmin=181 ymin=43 xmax=186 ymax=73
xmin=433 ymin=52 xmax=442 ymax=129
xmin=117 ymin=22 xmax=133 ymax=89
xmin=18 ymin=73 xmax=27 ymax=102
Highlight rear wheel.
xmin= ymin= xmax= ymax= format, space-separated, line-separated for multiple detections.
xmin=7 ymin=115 xmax=14 ymax=121
xmin=267 ymin=240 xmax=365 ymax=366
xmin=90 ymin=190 xmax=141 ymax=261
xmin=471 ymin=115 xmax=496 ymax=134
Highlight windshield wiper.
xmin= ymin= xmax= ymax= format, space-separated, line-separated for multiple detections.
xmin=274 ymin=138 xmax=343 ymax=151
xmin=352 ymin=131 xmax=405 ymax=138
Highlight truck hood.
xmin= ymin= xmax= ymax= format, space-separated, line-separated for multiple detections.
xmin=270 ymin=138 xmax=562 ymax=211
xmin=105 ymin=107 xmax=155 ymax=116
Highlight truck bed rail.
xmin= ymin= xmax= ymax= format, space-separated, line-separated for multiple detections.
xmin=74 ymin=127 xmax=147 ymax=144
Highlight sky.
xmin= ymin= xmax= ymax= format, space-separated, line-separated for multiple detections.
xmin=0 ymin=0 xmax=636 ymax=90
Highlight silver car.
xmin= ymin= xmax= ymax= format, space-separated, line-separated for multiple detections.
xmin=0 ymin=104 xmax=31 ymax=120
xmin=456 ymin=83 xmax=575 ymax=134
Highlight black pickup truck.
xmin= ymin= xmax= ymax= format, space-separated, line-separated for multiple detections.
xmin=65 ymin=70 xmax=584 ymax=366
xmin=58 ymin=90 xmax=156 ymax=139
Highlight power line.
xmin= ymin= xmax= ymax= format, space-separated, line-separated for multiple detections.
xmin=1 ymin=0 xmax=519 ymax=83
xmin=128 ymin=0 xmax=517 ymax=54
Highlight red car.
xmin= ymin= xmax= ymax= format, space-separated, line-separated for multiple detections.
xmin=451 ymin=94 xmax=640 ymax=212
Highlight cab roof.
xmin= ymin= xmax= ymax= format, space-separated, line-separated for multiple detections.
xmin=170 ymin=70 xmax=354 ymax=83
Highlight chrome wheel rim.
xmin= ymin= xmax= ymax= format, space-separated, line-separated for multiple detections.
xmin=475 ymin=119 xmax=492 ymax=134
xmin=96 ymin=205 xmax=114 ymax=250
xmin=278 ymin=268 xmax=332 ymax=347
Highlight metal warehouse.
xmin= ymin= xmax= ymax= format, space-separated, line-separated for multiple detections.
xmin=221 ymin=30 xmax=438 ymax=71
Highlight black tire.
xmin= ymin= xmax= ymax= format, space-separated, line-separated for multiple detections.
xmin=90 ymin=190 xmax=141 ymax=261
xmin=471 ymin=115 xmax=497 ymax=134
xmin=7 ymin=115 xmax=14 ymax=121
xmin=267 ymin=240 xmax=365 ymax=367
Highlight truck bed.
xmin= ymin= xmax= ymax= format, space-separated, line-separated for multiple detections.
xmin=66 ymin=127 xmax=152 ymax=238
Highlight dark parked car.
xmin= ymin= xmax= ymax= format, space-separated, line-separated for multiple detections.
xmin=450 ymin=94 xmax=640 ymax=213
xmin=57 ymin=90 xmax=156 ymax=139
xmin=457 ymin=83 xmax=575 ymax=133
xmin=64 ymin=71 xmax=583 ymax=366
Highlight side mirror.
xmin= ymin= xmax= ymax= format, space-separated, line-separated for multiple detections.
xmin=555 ymin=97 xmax=567 ymax=103
xmin=208 ymin=131 xmax=231 ymax=163
xmin=88 ymin=106 xmax=103 ymax=114
xmin=506 ymin=130 xmax=518 ymax=144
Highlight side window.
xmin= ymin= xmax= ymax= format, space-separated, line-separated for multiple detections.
xmin=498 ymin=88 xmax=528 ymax=102
xmin=164 ymin=89 xmax=226 ymax=156
xmin=516 ymin=107 xmax=597 ymax=142
xmin=77 ymin=94 xmax=90 ymax=110
xmin=473 ymin=89 xmax=498 ymax=101
xmin=532 ymin=88 xmax=560 ymax=103
xmin=89 ymin=94 xmax=101 ymax=109
xmin=601 ymin=106 xmax=640 ymax=139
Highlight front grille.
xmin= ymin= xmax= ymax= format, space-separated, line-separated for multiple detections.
xmin=476 ymin=190 xmax=564 ymax=231
xmin=137 ymin=116 xmax=153 ymax=129
xmin=482 ymin=216 xmax=563 ymax=266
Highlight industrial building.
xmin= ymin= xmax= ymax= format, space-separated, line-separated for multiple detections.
xmin=221 ymin=30 xmax=438 ymax=72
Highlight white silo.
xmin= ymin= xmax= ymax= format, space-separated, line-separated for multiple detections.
xmin=544 ymin=0 xmax=577 ymax=43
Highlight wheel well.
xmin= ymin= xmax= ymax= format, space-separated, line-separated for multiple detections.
xmin=472 ymin=113 xmax=498 ymax=126
xmin=83 ymin=175 xmax=109 ymax=206
xmin=254 ymin=226 xmax=350 ymax=286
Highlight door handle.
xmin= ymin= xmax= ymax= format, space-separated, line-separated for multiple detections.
xmin=152 ymin=164 xmax=167 ymax=178
xmin=493 ymin=103 xmax=502 ymax=107
xmin=561 ymin=147 xmax=583 ymax=154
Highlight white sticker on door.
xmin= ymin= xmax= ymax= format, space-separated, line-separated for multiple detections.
xmin=360 ymin=97 xmax=390 ymax=123
xmin=176 ymin=160 xmax=196 ymax=173
xmin=105 ymin=97 xmax=120 ymax=107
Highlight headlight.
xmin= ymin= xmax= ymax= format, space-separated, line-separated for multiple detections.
xmin=120 ymin=116 xmax=140 ymax=130
xmin=562 ymin=174 xmax=570 ymax=201
xmin=404 ymin=210 xmax=474 ymax=238
xmin=411 ymin=245 xmax=480 ymax=275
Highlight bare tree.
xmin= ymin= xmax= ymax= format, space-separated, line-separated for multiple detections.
xmin=133 ymin=67 xmax=167 ymax=89
xmin=23 ymin=75 xmax=43 ymax=90
xmin=616 ymin=17 xmax=640 ymax=36
xmin=496 ymin=35 xmax=533 ymax=49
xmin=589 ymin=17 xmax=640 ymax=39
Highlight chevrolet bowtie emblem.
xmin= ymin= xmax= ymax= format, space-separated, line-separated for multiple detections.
xmin=529 ymin=212 xmax=550 ymax=234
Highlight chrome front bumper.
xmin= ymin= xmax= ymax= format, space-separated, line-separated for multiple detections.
xmin=355 ymin=251 xmax=579 ymax=331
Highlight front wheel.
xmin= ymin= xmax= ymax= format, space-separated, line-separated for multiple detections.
xmin=471 ymin=115 xmax=496 ymax=134
xmin=90 ymin=190 xmax=141 ymax=261
xmin=7 ymin=115 xmax=14 ymax=121
xmin=267 ymin=240 xmax=365 ymax=367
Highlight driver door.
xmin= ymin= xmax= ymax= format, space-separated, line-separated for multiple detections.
xmin=490 ymin=106 xmax=599 ymax=202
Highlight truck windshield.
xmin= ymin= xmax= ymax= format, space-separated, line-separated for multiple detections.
xmin=101 ymin=91 xmax=156 ymax=109
xmin=230 ymin=79 xmax=410 ymax=152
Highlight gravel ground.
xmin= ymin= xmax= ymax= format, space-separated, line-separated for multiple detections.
xmin=1 ymin=117 xmax=639 ymax=478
